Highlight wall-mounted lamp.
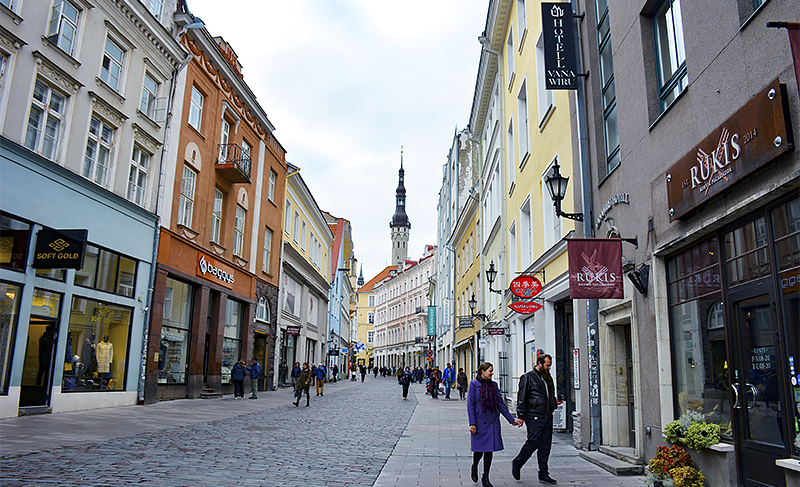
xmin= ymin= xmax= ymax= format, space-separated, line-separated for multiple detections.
xmin=626 ymin=262 xmax=650 ymax=296
xmin=468 ymin=293 xmax=490 ymax=321
xmin=486 ymin=261 xmax=503 ymax=295
xmin=545 ymin=159 xmax=584 ymax=222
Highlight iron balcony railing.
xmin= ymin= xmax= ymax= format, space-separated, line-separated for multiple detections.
xmin=216 ymin=143 xmax=251 ymax=182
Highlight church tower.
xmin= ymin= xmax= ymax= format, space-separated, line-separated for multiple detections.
xmin=390 ymin=149 xmax=410 ymax=266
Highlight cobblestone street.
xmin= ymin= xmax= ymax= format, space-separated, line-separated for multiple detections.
xmin=0 ymin=378 xmax=645 ymax=486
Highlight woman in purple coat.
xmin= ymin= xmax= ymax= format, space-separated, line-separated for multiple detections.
xmin=468 ymin=362 xmax=523 ymax=487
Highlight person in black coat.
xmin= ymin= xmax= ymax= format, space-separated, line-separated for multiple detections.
xmin=399 ymin=367 xmax=412 ymax=399
xmin=230 ymin=359 xmax=247 ymax=399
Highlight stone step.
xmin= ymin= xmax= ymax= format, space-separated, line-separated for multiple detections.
xmin=598 ymin=445 xmax=645 ymax=465
xmin=579 ymin=450 xmax=645 ymax=476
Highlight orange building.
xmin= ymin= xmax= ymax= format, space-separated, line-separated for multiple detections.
xmin=144 ymin=24 xmax=286 ymax=402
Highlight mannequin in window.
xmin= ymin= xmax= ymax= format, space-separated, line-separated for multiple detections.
xmin=81 ymin=334 xmax=97 ymax=377
xmin=35 ymin=324 xmax=56 ymax=386
xmin=96 ymin=335 xmax=113 ymax=377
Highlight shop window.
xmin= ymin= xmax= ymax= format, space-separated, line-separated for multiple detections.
xmin=667 ymin=236 xmax=731 ymax=439
xmin=159 ymin=278 xmax=192 ymax=384
xmin=74 ymin=244 xmax=137 ymax=297
xmin=0 ymin=214 xmax=30 ymax=272
xmin=725 ymin=216 xmax=771 ymax=287
xmin=221 ymin=298 xmax=242 ymax=383
xmin=25 ymin=79 xmax=67 ymax=161
xmin=63 ymin=298 xmax=130 ymax=392
xmin=0 ymin=282 xmax=22 ymax=394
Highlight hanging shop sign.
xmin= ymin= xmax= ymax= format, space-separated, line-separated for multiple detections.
xmin=666 ymin=78 xmax=793 ymax=222
xmin=509 ymin=301 xmax=543 ymax=314
xmin=32 ymin=229 xmax=88 ymax=269
xmin=427 ymin=305 xmax=436 ymax=336
xmin=510 ymin=275 xmax=542 ymax=298
xmin=488 ymin=328 xmax=506 ymax=336
xmin=286 ymin=326 xmax=301 ymax=336
xmin=541 ymin=2 xmax=578 ymax=90
xmin=196 ymin=252 xmax=235 ymax=288
xmin=567 ymin=238 xmax=623 ymax=299
xmin=458 ymin=316 xmax=474 ymax=328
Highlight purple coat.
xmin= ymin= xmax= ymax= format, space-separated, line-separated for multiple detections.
xmin=467 ymin=379 xmax=516 ymax=452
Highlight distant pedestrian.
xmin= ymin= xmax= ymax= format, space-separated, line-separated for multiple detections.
xmin=331 ymin=364 xmax=339 ymax=383
xmin=399 ymin=367 xmax=412 ymax=399
xmin=511 ymin=354 xmax=558 ymax=485
xmin=294 ymin=362 xmax=312 ymax=407
xmin=314 ymin=363 xmax=326 ymax=396
xmin=359 ymin=364 xmax=367 ymax=382
xmin=457 ymin=367 xmax=469 ymax=400
xmin=468 ymin=362 xmax=523 ymax=487
xmin=246 ymin=357 xmax=261 ymax=399
xmin=443 ymin=363 xmax=455 ymax=399
xmin=290 ymin=361 xmax=301 ymax=391
xmin=230 ymin=359 xmax=247 ymax=399
xmin=374 ymin=366 xmax=378 ymax=378
xmin=430 ymin=366 xmax=442 ymax=399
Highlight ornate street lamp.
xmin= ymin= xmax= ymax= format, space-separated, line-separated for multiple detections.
xmin=545 ymin=159 xmax=583 ymax=222
xmin=486 ymin=261 xmax=502 ymax=295
xmin=468 ymin=293 xmax=489 ymax=321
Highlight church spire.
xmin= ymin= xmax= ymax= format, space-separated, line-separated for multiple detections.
xmin=357 ymin=265 xmax=365 ymax=288
xmin=390 ymin=148 xmax=410 ymax=266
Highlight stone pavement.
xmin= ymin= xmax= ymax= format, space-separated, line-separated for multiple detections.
xmin=0 ymin=377 xmax=645 ymax=486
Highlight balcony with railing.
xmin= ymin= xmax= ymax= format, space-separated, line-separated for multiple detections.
xmin=216 ymin=143 xmax=251 ymax=183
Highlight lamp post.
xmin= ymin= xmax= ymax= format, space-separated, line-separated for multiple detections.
xmin=545 ymin=159 xmax=584 ymax=222
xmin=486 ymin=261 xmax=502 ymax=295
xmin=468 ymin=293 xmax=490 ymax=321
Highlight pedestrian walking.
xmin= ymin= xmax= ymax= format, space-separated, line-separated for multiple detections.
xmin=230 ymin=359 xmax=247 ymax=399
xmin=443 ymin=363 xmax=455 ymax=399
xmin=331 ymin=363 xmax=339 ymax=383
xmin=457 ymin=367 xmax=469 ymax=400
xmin=246 ymin=357 xmax=261 ymax=399
xmin=314 ymin=363 xmax=326 ymax=396
xmin=511 ymin=354 xmax=558 ymax=485
xmin=290 ymin=361 xmax=301 ymax=391
xmin=359 ymin=363 xmax=367 ymax=382
xmin=430 ymin=366 xmax=442 ymax=399
xmin=374 ymin=366 xmax=379 ymax=378
xmin=468 ymin=362 xmax=524 ymax=487
xmin=399 ymin=367 xmax=412 ymax=399
xmin=294 ymin=362 xmax=312 ymax=407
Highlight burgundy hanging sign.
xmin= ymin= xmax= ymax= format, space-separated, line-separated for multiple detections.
xmin=567 ymin=239 xmax=623 ymax=299
xmin=510 ymin=275 xmax=542 ymax=298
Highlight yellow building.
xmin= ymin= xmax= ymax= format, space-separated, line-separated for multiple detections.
xmin=451 ymin=192 xmax=481 ymax=377
xmin=355 ymin=266 xmax=396 ymax=369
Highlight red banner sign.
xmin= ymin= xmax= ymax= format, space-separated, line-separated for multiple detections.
xmin=488 ymin=328 xmax=506 ymax=335
xmin=567 ymin=239 xmax=623 ymax=299
xmin=285 ymin=326 xmax=301 ymax=336
xmin=509 ymin=301 xmax=543 ymax=314
xmin=510 ymin=275 xmax=542 ymax=298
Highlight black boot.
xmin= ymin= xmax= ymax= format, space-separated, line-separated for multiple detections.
xmin=481 ymin=475 xmax=493 ymax=487
xmin=471 ymin=463 xmax=479 ymax=483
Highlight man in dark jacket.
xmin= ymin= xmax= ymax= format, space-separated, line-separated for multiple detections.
xmin=512 ymin=354 xmax=557 ymax=484
xmin=230 ymin=359 xmax=247 ymax=399
xmin=294 ymin=362 xmax=312 ymax=407
xmin=246 ymin=358 xmax=261 ymax=399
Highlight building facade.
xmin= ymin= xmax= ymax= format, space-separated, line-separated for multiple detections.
xmin=0 ymin=0 xmax=184 ymax=416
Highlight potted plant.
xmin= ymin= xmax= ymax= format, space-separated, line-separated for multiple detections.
xmin=646 ymin=445 xmax=705 ymax=487
xmin=664 ymin=412 xmax=721 ymax=451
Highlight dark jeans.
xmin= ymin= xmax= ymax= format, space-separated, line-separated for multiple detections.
xmin=513 ymin=416 xmax=554 ymax=476
xmin=233 ymin=380 xmax=244 ymax=398
xmin=402 ymin=382 xmax=410 ymax=398
xmin=296 ymin=387 xmax=310 ymax=405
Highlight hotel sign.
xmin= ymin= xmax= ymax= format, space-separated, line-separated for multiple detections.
xmin=196 ymin=252 xmax=235 ymax=288
xmin=666 ymin=79 xmax=793 ymax=221
xmin=542 ymin=2 xmax=578 ymax=90
xmin=32 ymin=229 xmax=88 ymax=269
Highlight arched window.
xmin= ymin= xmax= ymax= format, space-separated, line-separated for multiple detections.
xmin=256 ymin=296 xmax=270 ymax=322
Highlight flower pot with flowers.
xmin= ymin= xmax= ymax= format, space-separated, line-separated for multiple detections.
xmin=645 ymin=445 xmax=705 ymax=487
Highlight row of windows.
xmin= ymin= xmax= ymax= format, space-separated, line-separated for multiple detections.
xmin=283 ymin=200 xmax=325 ymax=270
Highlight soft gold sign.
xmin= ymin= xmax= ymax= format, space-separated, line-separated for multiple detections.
xmin=666 ymin=79 xmax=793 ymax=221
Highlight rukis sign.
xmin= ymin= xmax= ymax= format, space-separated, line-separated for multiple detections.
xmin=567 ymin=239 xmax=623 ymax=299
xmin=196 ymin=252 xmax=235 ymax=288
xmin=32 ymin=229 xmax=88 ymax=269
xmin=666 ymin=78 xmax=793 ymax=221
xmin=541 ymin=2 xmax=578 ymax=90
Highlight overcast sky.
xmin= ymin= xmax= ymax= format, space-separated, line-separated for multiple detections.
xmin=187 ymin=0 xmax=488 ymax=282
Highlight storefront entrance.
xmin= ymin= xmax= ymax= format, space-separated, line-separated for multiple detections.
xmin=728 ymin=287 xmax=789 ymax=487
xmin=19 ymin=317 xmax=57 ymax=409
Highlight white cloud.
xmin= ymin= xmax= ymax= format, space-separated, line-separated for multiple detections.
xmin=188 ymin=0 xmax=486 ymax=281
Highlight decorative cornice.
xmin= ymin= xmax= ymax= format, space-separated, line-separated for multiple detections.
xmin=32 ymin=51 xmax=83 ymax=95
xmin=104 ymin=19 xmax=137 ymax=52
xmin=131 ymin=122 xmax=161 ymax=153
xmin=0 ymin=3 xmax=23 ymax=25
xmin=109 ymin=0 xmax=184 ymax=69
xmin=0 ymin=24 xmax=25 ymax=52
xmin=88 ymin=91 xmax=128 ymax=127
xmin=94 ymin=77 xmax=126 ymax=104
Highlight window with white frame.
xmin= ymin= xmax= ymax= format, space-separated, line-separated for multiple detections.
xmin=255 ymin=296 xmax=269 ymax=322
xmin=47 ymin=0 xmax=79 ymax=56
xmin=509 ymin=222 xmax=517 ymax=274
xmin=211 ymin=188 xmax=223 ymax=244
xmin=233 ymin=205 xmax=245 ymax=257
xmin=293 ymin=211 xmax=300 ymax=243
xmin=177 ymin=165 xmax=196 ymax=227
xmin=127 ymin=145 xmax=150 ymax=207
xmin=100 ymin=37 xmax=124 ymax=91
xmin=653 ymin=0 xmax=686 ymax=111
xmin=83 ymin=116 xmax=115 ymax=186
xmin=25 ymin=79 xmax=66 ymax=161
xmin=369 ymin=295 xmax=375 ymax=307
xmin=517 ymin=80 xmax=530 ymax=163
xmin=542 ymin=160 xmax=562 ymax=249
xmin=219 ymin=119 xmax=230 ymax=161
xmin=262 ymin=227 xmax=272 ymax=273
xmin=284 ymin=201 xmax=292 ymax=234
xmin=241 ymin=140 xmax=251 ymax=167
xmin=145 ymin=0 xmax=163 ymax=18
xmin=140 ymin=73 xmax=159 ymax=119
xmin=1 ymin=0 xmax=14 ymax=10
xmin=517 ymin=0 xmax=527 ymax=43
xmin=300 ymin=221 xmax=307 ymax=251
xmin=507 ymin=26 xmax=515 ymax=84
xmin=520 ymin=199 xmax=532 ymax=267
xmin=507 ymin=118 xmax=515 ymax=189
xmin=536 ymin=32 xmax=555 ymax=126
xmin=268 ymin=170 xmax=276 ymax=202
xmin=368 ymin=312 xmax=374 ymax=324
xmin=0 ymin=54 xmax=7 ymax=106
xmin=188 ymin=86 xmax=203 ymax=131
xmin=367 ymin=330 xmax=374 ymax=343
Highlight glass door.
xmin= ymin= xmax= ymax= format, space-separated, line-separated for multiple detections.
xmin=729 ymin=290 xmax=789 ymax=487
xmin=20 ymin=317 xmax=57 ymax=408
